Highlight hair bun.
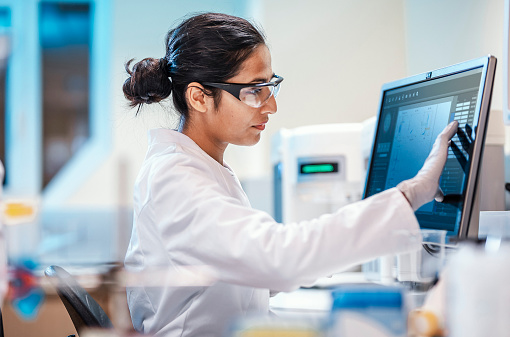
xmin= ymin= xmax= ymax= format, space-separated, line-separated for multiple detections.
xmin=159 ymin=58 xmax=172 ymax=77
xmin=123 ymin=58 xmax=173 ymax=111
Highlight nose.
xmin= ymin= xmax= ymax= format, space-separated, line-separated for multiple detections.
xmin=262 ymin=95 xmax=277 ymax=114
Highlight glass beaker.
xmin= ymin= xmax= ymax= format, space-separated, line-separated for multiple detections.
xmin=397 ymin=229 xmax=447 ymax=285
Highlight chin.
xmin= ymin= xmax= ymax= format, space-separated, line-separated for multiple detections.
xmin=236 ymin=136 xmax=261 ymax=147
xmin=240 ymin=140 xmax=260 ymax=147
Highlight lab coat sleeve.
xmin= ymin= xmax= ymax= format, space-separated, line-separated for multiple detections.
xmin=148 ymin=156 xmax=421 ymax=292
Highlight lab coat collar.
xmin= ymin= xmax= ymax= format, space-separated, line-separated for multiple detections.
xmin=147 ymin=128 xmax=235 ymax=175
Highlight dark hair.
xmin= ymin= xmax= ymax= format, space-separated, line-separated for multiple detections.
xmin=123 ymin=12 xmax=266 ymax=118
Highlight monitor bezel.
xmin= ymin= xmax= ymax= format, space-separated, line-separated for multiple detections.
xmin=363 ymin=55 xmax=497 ymax=239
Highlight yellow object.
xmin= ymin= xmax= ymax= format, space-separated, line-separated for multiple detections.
xmin=1 ymin=199 xmax=38 ymax=225
xmin=4 ymin=202 xmax=35 ymax=217
xmin=408 ymin=308 xmax=444 ymax=337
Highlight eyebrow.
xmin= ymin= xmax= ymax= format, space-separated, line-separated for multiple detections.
xmin=249 ymin=73 xmax=276 ymax=83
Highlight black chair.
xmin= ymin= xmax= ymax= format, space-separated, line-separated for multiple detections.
xmin=44 ymin=265 xmax=113 ymax=335
xmin=0 ymin=307 xmax=4 ymax=337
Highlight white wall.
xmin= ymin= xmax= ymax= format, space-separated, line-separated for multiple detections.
xmin=404 ymin=0 xmax=503 ymax=111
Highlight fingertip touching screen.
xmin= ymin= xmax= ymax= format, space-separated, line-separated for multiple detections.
xmin=363 ymin=56 xmax=497 ymax=239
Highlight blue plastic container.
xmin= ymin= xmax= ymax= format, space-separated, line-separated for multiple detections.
xmin=329 ymin=284 xmax=407 ymax=337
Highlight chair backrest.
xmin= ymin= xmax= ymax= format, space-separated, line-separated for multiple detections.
xmin=0 ymin=307 xmax=4 ymax=337
xmin=44 ymin=265 xmax=113 ymax=333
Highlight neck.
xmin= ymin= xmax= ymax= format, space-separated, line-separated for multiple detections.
xmin=182 ymin=124 xmax=226 ymax=165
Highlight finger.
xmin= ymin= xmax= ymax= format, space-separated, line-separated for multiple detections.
xmin=441 ymin=194 xmax=463 ymax=204
xmin=434 ymin=187 xmax=444 ymax=202
xmin=443 ymin=120 xmax=459 ymax=139
xmin=450 ymin=141 xmax=468 ymax=172
xmin=465 ymin=124 xmax=473 ymax=142
xmin=427 ymin=120 xmax=459 ymax=160
xmin=456 ymin=127 xmax=472 ymax=154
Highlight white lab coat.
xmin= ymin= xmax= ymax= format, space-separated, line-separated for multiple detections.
xmin=125 ymin=128 xmax=420 ymax=337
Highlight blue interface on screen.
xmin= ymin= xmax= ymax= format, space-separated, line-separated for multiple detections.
xmin=365 ymin=67 xmax=483 ymax=236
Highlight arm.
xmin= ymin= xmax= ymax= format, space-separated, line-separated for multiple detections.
xmin=149 ymin=161 xmax=421 ymax=292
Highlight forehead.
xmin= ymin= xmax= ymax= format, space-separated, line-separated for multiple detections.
xmin=230 ymin=45 xmax=273 ymax=83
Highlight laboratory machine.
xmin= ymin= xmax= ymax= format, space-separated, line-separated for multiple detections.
xmin=271 ymin=123 xmax=366 ymax=224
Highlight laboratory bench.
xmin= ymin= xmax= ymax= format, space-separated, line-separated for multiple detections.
xmin=270 ymin=272 xmax=369 ymax=318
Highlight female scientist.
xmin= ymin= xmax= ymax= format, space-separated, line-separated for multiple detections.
xmin=123 ymin=12 xmax=458 ymax=337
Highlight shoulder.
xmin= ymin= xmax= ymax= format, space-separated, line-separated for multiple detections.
xmin=147 ymin=142 xmax=217 ymax=187
xmin=145 ymin=128 xmax=218 ymax=177
xmin=148 ymin=130 xmax=235 ymax=189
xmin=137 ymin=129 xmax=234 ymax=203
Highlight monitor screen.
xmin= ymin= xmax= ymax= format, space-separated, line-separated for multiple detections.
xmin=363 ymin=56 xmax=496 ymax=239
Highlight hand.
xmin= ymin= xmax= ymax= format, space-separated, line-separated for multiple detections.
xmin=397 ymin=121 xmax=459 ymax=211
xmin=450 ymin=123 xmax=473 ymax=174
xmin=439 ymin=123 xmax=474 ymax=204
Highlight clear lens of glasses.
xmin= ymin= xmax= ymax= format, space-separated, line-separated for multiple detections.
xmin=239 ymin=84 xmax=280 ymax=108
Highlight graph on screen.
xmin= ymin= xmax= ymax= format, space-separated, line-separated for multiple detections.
xmin=386 ymin=97 xmax=453 ymax=189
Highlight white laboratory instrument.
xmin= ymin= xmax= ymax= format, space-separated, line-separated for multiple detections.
xmin=271 ymin=123 xmax=364 ymax=224
xmin=361 ymin=116 xmax=377 ymax=171
xmin=447 ymin=242 xmax=510 ymax=337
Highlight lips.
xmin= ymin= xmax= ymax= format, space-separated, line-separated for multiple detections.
xmin=253 ymin=123 xmax=266 ymax=131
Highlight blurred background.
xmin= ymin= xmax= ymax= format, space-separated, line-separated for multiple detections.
xmin=0 ymin=0 xmax=506 ymax=287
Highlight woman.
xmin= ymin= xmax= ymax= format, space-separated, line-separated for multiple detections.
xmin=123 ymin=12 xmax=457 ymax=337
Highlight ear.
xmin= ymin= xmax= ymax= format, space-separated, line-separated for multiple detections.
xmin=186 ymin=82 xmax=212 ymax=113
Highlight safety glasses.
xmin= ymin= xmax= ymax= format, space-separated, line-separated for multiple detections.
xmin=202 ymin=74 xmax=284 ymax=108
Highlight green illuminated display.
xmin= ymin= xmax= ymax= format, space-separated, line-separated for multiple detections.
xmin=301 ymin=164 xmax=335 ymax=174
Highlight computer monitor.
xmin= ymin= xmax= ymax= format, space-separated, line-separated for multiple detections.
xmin=363 ymin=55 xmax=497 ymax=240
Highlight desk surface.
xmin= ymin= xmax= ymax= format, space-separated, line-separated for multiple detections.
xmin=270 ymin=272 xmax=428 ymax=317
xmin=270 ymin=272 xmax=370 ymax=315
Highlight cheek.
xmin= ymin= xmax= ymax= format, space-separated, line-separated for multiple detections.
xmin=222 ymin=104 xmax=253 ymax=128
xmin=215 ymin=95 xmax=259 ymax=138
xmin=222 ymin=112 xmax=241 ymax=130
